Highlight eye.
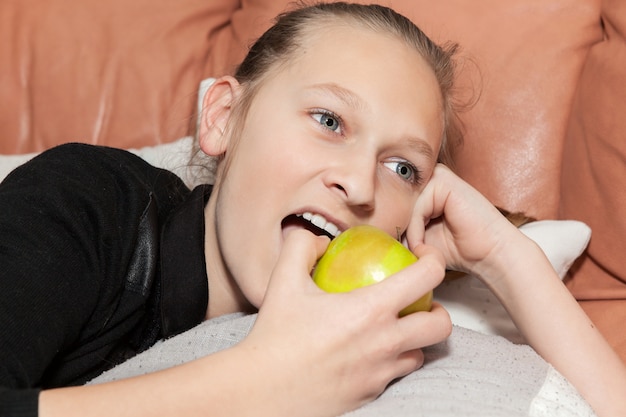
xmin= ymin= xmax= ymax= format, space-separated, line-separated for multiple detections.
xmin=384 ymin=160 xmax=419 ymax=184
xmin=311 ymin=111 xmax=342 ymax=134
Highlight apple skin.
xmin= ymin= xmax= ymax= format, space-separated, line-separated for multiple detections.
xmin=312 ymin=225 xmax=433 ymax=316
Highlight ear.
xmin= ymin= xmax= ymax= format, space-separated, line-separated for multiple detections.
xmin=198 ymin=76 xmax=241 ymax=156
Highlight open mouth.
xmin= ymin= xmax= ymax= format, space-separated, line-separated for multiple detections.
xmin=282 ymin=212 xmax=341 ymax=239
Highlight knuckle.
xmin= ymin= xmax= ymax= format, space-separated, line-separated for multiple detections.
xmin=404 ymin=349 xmax=425 ymax=374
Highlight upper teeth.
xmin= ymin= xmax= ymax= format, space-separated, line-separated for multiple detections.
xmin=299 ymin=212 xmax=341 ymax=238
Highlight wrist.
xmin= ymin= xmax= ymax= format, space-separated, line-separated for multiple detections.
xmin=472 ymin=224 xmax=550 ymax=299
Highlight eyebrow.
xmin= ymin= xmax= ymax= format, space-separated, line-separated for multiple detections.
xmin=305 ymin=83 xmax=369 ymax=112
xmin=406 ymin=137 xmax=436 ymax=163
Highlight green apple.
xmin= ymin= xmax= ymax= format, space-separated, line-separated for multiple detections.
xmin=312 ymin=225 xmax=432 ymax=316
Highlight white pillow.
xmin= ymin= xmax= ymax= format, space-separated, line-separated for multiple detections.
xmin=0 ymin=152 xmax=37 ymax=181
xmin=89 ymin=313 xmax=595 ymax=417
xmin=0 ymin=136 xmax=196 ymax=186
xmin=434 ymin=220 xmax=591 ymax=344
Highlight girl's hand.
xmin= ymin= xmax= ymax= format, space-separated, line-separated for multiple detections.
xmin=240 ymin=229 xmax=451 ymax=417
xmin=407 ymin=164 xmax=521 ymax=283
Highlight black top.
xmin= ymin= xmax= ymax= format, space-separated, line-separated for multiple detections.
xmin=0 ymin=144 xmax=210 ymax=416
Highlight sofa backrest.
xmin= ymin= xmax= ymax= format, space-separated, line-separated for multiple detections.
xmin=0 ymin=0 xmax=240 ymax=153
xmin=0 ymin=0 xmax=602 ymax=221
xmin=560 ymin=0 xmax=626 ymax=307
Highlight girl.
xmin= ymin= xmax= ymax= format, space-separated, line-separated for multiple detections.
xmin=1 ymin=3 xmax=624 ymax=416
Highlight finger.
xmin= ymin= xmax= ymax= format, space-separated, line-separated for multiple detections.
xmin=406 ymin=192 xmax=437 ymax=250
xmin=372 ymin=244 xmax=446 ymax=314
xmin=397 ymin=302 xmax=452 ymax=351
xmin=386 ymin=304 xmax=451 ymax=382
xmin=395 ymin=348 xmax=425 ymax=377
xmin=406 ymin=164 xmax=451 ymax=248
xmin=405 ymin=215 xmax=426 ymax=250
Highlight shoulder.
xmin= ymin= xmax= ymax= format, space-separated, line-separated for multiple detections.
xmin=17 ymin=143 xmax=171 ymax=182
xmin=3 ymin=143 xmax=188 ymax=203
xmin=0 ymin=143 xmax=192 ymax=250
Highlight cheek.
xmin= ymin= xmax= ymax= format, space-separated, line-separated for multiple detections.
xmin=212 ymin=150 xmax=291 ymax=309
xmin=372 ymin=189 xmax=416 ymax=237
xmin=214 ymin=188 xmax=274 ymax=309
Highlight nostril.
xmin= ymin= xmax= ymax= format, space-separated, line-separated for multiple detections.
xmin=331 ymin=181 xmax=375 ymax=212
xmin=330 ymin=182 xmax=348 ymax=197
xmin=335 ymin=184 xmax=350 ymax=200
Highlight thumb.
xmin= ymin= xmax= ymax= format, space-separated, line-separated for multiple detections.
xmin=264 ymin=229 xmax=330 ymax=300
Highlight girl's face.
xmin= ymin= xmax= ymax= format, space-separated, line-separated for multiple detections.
xmin=203 ymin=24 xmax=445 ymax=313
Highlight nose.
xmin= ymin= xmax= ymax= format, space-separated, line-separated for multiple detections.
xmin=325 ymin=153 xmax=376 ymax=212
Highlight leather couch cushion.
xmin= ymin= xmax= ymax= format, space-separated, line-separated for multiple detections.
xmin=0 ymin=0 xmax=238 ymax=154
xmin=0 ymin=0 xmax=608 ymax=220
xmin=387 ymin=0 xmax=601 ymax=220
xmin=560 ymin=0 xmax=626 ymax=358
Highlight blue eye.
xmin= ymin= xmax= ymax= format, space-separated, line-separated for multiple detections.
xmin=384 ymin=161 xmax=418 ymax=183
xmin=312 ymin=111 xmax=341 ymax=133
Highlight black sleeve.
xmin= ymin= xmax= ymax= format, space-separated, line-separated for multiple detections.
xmin=0 ymin=388 xmax=39 ymax=417
xmin=0 ymin=144 xmax=189 ymax=416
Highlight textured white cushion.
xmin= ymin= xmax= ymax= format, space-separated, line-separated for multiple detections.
xmin=89 ymin=313 xmax=594 ymax=417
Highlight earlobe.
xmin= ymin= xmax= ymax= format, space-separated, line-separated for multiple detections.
xmin=198 ymin=76 xmax=241 ymax=156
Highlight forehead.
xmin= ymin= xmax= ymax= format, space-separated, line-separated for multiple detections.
xmin=275 ymin=21 xmax=444 ymax=145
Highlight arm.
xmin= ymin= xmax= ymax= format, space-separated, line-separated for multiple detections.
xmin=0 ymin=144 xmax=189 ymax=415
xmin=408 ymin=164 xmax=626 ymax=417
xmin=41 ymin=230 xmax=451 ymax=417
xmin=39 ymin=345 xmax=293 ymax=417
xmin=488 ymin=228 xmax=626 ymax=417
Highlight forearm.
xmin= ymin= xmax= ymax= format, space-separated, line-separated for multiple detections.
xmin=483 ymin=232 xmax=626 ymax=417
xmin=40 ymin=344 xmax=292 ymax=417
